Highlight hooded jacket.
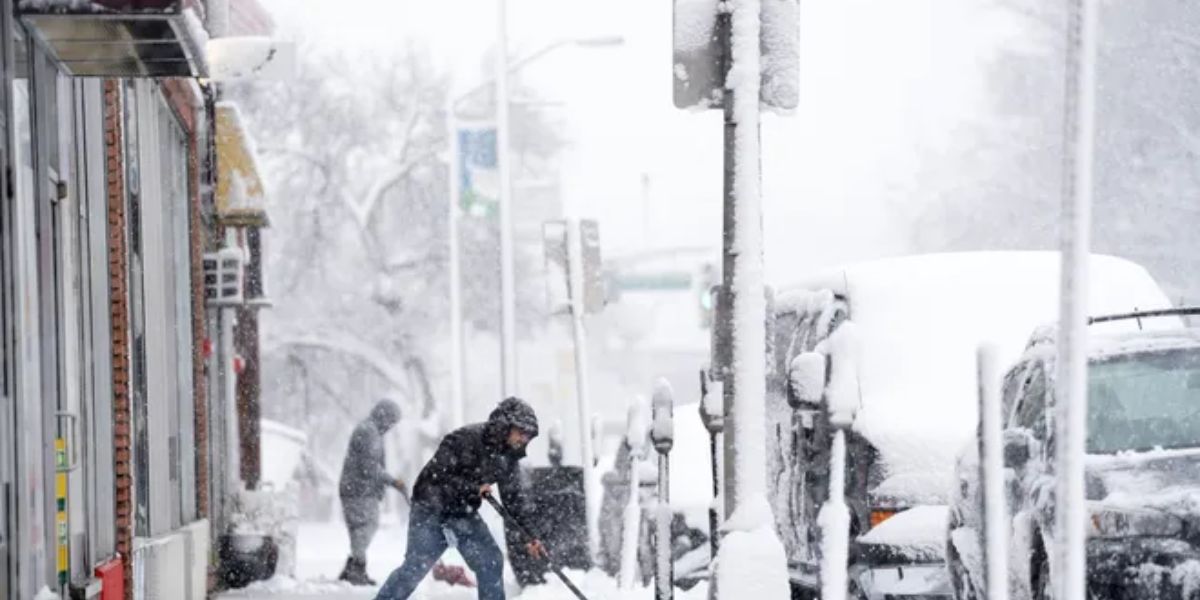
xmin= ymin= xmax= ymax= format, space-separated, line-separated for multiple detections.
xmin=338 ymin=400 xmax=402 ymax=499
xmin=411 ymin=397 xmax=539 ymax=518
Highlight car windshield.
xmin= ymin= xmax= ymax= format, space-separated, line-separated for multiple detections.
xmin=1088 ymin=346 xmax=1200 ymax=453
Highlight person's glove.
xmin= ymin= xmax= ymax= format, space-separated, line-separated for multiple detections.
xmin=526 ymin=539 xmax=548 ymax=560
xmin=393 ymin=478 xmax=407 ymax=493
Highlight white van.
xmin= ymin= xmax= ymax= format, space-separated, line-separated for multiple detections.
xmin=767 ymin=252 xmax=1173 ymax=598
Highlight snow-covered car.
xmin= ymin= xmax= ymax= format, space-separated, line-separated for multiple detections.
xmin=947 ymin=311 xmax=1200 ymax=600
xmin=767 ymin=252 xmax=1173 ymax=598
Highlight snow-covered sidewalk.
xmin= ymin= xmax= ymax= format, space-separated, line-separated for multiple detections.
xmin=216 ymin=520 xmax=708 ymax=600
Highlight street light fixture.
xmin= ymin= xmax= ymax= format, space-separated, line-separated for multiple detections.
xmin=446 ymin=32 xmax=624 ymax=425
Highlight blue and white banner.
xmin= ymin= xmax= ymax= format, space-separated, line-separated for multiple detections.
xmin=457 ymin=125 xmax=498 ymax=217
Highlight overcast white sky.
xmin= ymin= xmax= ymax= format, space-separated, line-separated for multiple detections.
xmin=260 ymin=0 xmax=1012 ymax=282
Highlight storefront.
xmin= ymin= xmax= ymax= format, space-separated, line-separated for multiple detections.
xmin=4 ymin=1 xmax=211 ymax=598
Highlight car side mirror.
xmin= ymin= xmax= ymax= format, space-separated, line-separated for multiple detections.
xmin=788 ymin=352 xmax=827 ymax=410
xmin=1003 ymin=429 xmax=1033 ymax=469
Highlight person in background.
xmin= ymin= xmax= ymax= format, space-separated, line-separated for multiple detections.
xmin=375 ymin=397 xmax=548 ymax=600
xmin=337 ymin=399 xmax=405 ymax=585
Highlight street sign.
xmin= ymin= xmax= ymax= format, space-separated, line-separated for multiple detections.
xmin=579 ymin=220 xmax=605 ymax=314
xmin=543 ymin=221 xmax=570 ymax=314
xmin=672 ymin=0 xmax=799 ymax=110
xmin=543 ymin=219 xmax=605 ymax=315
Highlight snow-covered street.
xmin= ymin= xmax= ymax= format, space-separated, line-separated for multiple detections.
xmin=217 ymin=521 xmax=708 ymax=600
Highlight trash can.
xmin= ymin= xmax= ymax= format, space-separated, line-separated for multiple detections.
xmin=507 ymin=466 xmax=592 ymax=586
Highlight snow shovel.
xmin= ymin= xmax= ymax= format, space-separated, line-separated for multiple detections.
xmin=482 ymin=492 xmax=591 ymax=600
xmin=396 ymin=489 xmax=477 ymax=589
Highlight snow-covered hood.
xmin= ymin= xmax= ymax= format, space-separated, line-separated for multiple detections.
xmin=856 ymin=505 xmax=948 ymax=561
xmin=1089 ymin=448 xmax=1200 ymax=515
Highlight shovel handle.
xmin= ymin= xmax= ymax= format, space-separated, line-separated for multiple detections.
xmin=482 ymin=493 xmax=591 ymax=600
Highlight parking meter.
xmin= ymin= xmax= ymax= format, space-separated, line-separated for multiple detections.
xmin=649 ymin=379 xmax=674 ymax=600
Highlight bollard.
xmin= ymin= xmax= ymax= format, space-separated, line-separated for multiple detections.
xmin=650 ymin=379 xmax=675 ymax=600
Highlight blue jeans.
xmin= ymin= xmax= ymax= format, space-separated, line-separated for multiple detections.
xmin=375 ymin=504 xmax=505 ymax=600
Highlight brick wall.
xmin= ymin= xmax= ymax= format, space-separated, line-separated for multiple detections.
xmin=103 ymin=78 xmax=134 ymax=600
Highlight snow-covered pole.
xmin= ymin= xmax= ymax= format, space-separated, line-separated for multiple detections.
xmin=651 ymin=379 xmax=676 ymax=600
xmin=977 ymin=344 xmax=1008 ymax=599
xmin=566 ymin=219 xmax=600 ymax=559
xmin=496 ymin=0 xmax=518 ymax=398
xmin=1055 ymin=0 xmax=1097 ymax=598
xmin=817 ymin=323 xmax=860 ymax=600
xmin=220 ymin=229 xmax=242 ymax=496
xmin=714 ymin=0 xmax=790 ymax=597
xmin=620 ymin=397 xmax=649 ymax=589
xmin=446 ymin=102 xmax=466 ymax=429
xmin=819 ymin=431 xmax=849 ymax=600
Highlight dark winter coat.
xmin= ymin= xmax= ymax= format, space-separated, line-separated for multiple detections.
xmin=338 ymin=400 xmax=402 ymax=500
xmin=411 ymin=397 xmax=539 ymax=518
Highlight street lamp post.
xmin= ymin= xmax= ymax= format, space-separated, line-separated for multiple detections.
xmin=446 ymin=33 xmax=623 ymax=423
xmin=496 ymin=0 xmax=517 ymax=398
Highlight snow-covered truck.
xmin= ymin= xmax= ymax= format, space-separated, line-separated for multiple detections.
xmin=766 ymin=252 xmax=1173 ymax=598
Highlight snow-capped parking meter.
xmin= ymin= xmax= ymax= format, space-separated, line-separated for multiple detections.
xmin=650 ymin=379 xmax=675 ymax=600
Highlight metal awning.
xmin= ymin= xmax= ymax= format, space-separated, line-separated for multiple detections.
xmin=215 ymin=101 xmax=269 ymax=228
xmin=19 ymin=0 xmax=208 ymax=77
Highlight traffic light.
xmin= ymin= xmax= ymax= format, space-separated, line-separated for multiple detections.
xmin=697 ymin=263 xmax=718 ymax=329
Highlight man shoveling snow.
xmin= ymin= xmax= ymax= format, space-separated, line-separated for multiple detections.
xmin=375 ymin=398 xmax=548 ymax=600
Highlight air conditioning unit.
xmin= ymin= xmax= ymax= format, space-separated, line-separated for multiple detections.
xmin=203 ymin=246 xmax=245 ymax=306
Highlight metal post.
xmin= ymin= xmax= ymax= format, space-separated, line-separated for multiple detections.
xmin=566 ymin=220 xmax=599 ymax=557
xmin=220 ymin=307 xmax=240 ymax=495
xmin=716 ymin=0 xmax=739 ymax=522
xmin=722 ymin=0 xmax=773 ymax=525
xmin=698 ymin=370 xmax=724 ymax=558
xmin=447 ymin=107 xmax=466 ymax=428
xmin=1056 ymin=0 xmax=1097 ymax=598
xmin=651 ymin=379 xmax=675 ymax=600
xmin=496 ymin=0 xmax=518 ymax=398
xmin=977 ymin=344 xmax=1008 ymax=599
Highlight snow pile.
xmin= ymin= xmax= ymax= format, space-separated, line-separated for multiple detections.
xmin=1171 ymin=560 xmax=1200 ymax=599
xmin=716 ymin=519 xmax=790 ymax=598
xmin=517 ymin=570 xmax=709 ymax=600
